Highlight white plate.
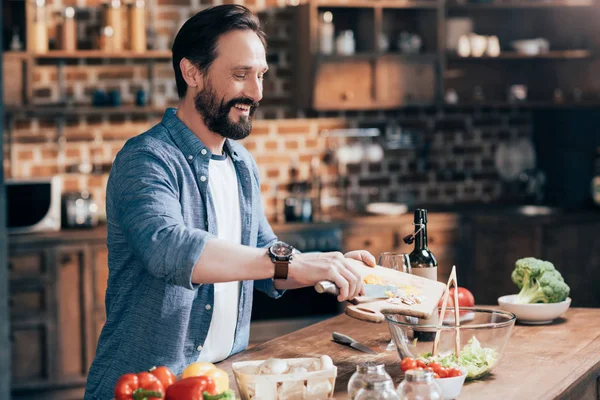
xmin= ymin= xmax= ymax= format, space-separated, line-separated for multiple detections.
xmin=497 ymin=295 xmax=571 ymax=324
xmin=365 ymin=202 xmax=408 ymax=216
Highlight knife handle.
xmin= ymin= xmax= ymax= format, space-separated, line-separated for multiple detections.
xmin=315 ymin=281 xmax=340 ymax=296
xmin=332 ymin=331 xmax=354 ymax=345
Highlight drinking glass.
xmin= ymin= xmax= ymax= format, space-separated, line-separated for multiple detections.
xmin=378 ymin=252 xmax=411 ymax=351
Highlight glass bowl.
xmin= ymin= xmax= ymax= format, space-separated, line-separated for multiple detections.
xmin=386 ymin=308 xmax=516 ymax=380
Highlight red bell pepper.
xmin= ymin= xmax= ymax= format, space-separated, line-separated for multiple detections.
xmin=114 ymin=371 xmax=165 ymax=400
xmin=165 ymin=376 xmax=217 ymax=400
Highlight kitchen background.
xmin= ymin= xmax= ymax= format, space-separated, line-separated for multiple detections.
xmin=1 ymin=0 xmax=600 ymax=398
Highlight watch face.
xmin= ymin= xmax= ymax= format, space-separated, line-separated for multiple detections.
xmin=271 ymin=242 xmax=293 ymax=258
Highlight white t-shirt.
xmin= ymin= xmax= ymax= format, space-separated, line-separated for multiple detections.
xmin=197 ymin=153 xmax=242 ymax=363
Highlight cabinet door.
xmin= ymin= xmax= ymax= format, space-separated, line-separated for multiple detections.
xmin=8 ymin=251 xmax=48 ymax=281
xmin=56 ymin=248 xmax=90 ymax=381
xmin=375 ymin=56 xmax=435 ymax=108
xmin=11 ymin=325 xmax=49 ymax=384
xmin=343 ymin=226 xmax=398 ymax=262
xmin=313 ymin=60 xmax=375 ymax=110
xmin=469 ymin=223 xmax=542 ymax=305
xmin=543 ymin=222 xmax=600 ymax=308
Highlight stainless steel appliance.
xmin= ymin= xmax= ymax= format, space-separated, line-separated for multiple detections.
xmin=6 ymin=177 xmax=62 ymax=234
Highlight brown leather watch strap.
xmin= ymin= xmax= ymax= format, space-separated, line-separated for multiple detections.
xmin=274 ymin=260 xmax=289 ymax=280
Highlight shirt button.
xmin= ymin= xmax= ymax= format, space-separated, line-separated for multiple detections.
xmin=200 ymin=176 xmax=207 ymax=182
xmin=205 ymin=304 xmax=212 ymax=311
xmin=197 ymin=345 xmax=203 ymax=351
xmin=201 ymin=149 xmax=207 ymax=155
xmin=187 ymin=155 xmax=193 ymax=161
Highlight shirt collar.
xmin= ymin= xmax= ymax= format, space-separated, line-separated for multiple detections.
xmin=161 ymin=107 xmax=241 ymax=161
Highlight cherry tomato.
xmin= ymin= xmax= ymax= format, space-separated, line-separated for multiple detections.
xmin=448 ymin=368 xmax=463 ymax=378
xmin=400 ymin=357 xmax=418 ymax=372
xmin=436 ymin=367 xmax=449 ymax=378
xmin=149 ymin=366 xmax=176 ymax=391
xmin=416 ymin=360 xmax=427 ymax=369
xmin=433 ymin=373 xmax=440 ymax=379
xmin=425 ymin=367 xmax=435 ymax=373
xmin=428 ymin=362 xmax=442 ymax=372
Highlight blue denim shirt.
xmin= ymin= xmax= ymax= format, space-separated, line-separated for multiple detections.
xmin=85 ymin=108 xmax=283 ymax=400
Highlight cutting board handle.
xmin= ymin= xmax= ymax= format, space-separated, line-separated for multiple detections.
xmin=345 ymin=303 xmax=386 ymax=323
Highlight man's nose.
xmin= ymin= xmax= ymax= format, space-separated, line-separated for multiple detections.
xmin=244 ymin=77 xmax=263 ymax=103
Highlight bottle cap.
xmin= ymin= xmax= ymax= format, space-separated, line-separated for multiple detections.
xmin=414 ymin=208 xmax=428 ymax=224
xmin=405 ymin=369 xmax=435 ymax=383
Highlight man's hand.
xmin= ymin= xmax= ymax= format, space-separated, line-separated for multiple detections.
xmin=344 ymin=250 xmax=377 ymax=268
xmin=285 ymin=250 xmax=375 ymax=302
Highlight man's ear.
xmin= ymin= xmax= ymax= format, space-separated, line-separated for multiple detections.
xmin=179 ymin=58 xmax=203 ymax=90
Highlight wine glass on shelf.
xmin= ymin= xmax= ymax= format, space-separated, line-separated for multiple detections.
xmin=378 ymin=252 xmax=411 ymax=352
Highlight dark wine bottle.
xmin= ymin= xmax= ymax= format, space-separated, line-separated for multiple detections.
xmin=409 ymin=209 xmax=438 ymax=280
xmin=409 ymin=209 xmax=439 ymax=341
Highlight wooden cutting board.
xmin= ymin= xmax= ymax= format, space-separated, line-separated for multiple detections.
xmin=343 ymin=260 xmax=447 ymax=323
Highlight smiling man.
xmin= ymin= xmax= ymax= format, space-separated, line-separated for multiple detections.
xmin=84 ymin=5 xmax=375 ymax=400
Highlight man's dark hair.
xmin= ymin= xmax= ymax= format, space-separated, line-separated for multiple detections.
xmin=171 ymin=5 xmax=267 ymax=99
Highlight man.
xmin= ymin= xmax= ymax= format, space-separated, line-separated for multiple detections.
xmin=84 ymin=5 xmax=375 ymax=399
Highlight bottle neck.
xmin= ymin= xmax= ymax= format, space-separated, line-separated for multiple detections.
xmin=415 ymin=223 xmax=428 ymax=249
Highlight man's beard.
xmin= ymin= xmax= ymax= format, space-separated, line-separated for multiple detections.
xmin=194 ymin=83 xmax=259 ymax=141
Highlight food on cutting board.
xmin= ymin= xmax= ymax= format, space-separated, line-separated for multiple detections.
xmin=363 ymin=274 xmax=425 ymax=305
xmin=409 ymin=336 xmax=498 ymax=380
xmin=511 ymin=257 xmax=570 ymax=304
xmin=115 ymin=364 xmax=234 ymax=400
xmin=232 ymin=356 xmax=337 ymax=400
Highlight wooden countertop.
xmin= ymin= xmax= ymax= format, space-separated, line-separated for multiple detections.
xmin=219 ymin=308 xmax=600 ymax=399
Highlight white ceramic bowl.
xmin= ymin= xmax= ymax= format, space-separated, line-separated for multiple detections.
xmin=498 ymin=295 xmax=571 ymax=324
xmin=435 ymin=373 xmax=467 ymax=400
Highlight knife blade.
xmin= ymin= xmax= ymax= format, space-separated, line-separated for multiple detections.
xmin=332 ymin=332 xmax=377 ymax=355
xmin=315 ymin=281 xmax=398 ymax=299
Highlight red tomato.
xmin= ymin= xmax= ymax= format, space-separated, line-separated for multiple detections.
xmin=438 ymin=287 xmax=476 ymax=313
xmin=416 ymin=360 xmax=426 ymax=369
xmin=433 ymin=373 xmax=440 ymax=379
xmin=448 ymin=368 xmax=463 ymax=378
xmin=425 ymin=367 xmax=435 ymax=373
xmin=400 ymin=357 xmax=418 ymax=372
xmin=427 ymin=362 xmax=442 ymax=372
xmin=436 ymin=367 xmax=449 ymax=378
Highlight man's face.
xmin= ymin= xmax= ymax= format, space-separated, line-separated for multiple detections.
xmin=194 ymin=29 xmax=268 ymax=140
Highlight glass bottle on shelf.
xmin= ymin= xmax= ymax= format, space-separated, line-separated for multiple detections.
xmin=396 ymin=370 xmax=443 ymax=400
xmin=592 ymin=146 xmax=600 ymax=207
xmin=31 ymin=0 xmax=49 ymax=53
xmin=355 ymin=377 xmax=399 ymax=400
xmin=348 ymin=362 xmax=393 ymax=399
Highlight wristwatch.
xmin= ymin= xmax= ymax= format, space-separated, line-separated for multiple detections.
xmin=268 ymin=241 xmax=295 ymax=280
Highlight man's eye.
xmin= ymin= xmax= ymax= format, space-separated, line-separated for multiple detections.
xmin=234 ymin=74 xmax=246 ymax=79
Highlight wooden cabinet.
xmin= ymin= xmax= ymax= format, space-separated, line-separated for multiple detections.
xmin=8 ymin=229 xmax=108 ymax=400
xmin=295 ymin=1 xmax=439 ymax=111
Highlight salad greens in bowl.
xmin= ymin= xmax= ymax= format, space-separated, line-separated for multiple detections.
xmin=386 ymin=308 xmax=516 ymax=380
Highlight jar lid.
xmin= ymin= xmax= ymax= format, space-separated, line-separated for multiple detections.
xmin=356 ymin=361 xmax=386 ymax=374
xmin=363 ymin=376 xmax=394 ymax=390
xmin=405 ymin=369 xmax=435 ymax=382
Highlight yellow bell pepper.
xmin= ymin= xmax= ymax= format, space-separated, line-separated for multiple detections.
xmin=182 ymin=362 xmax=230 ymax=394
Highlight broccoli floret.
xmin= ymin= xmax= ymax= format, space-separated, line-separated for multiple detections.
xmin=511 ymin=257 xmax=557 ymax=289
xmin=512 ymin=257 xmax=570 ymax=304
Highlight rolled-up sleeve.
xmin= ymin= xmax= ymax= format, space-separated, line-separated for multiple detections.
xmin=110 ymin=147 xmax=214 ymax=289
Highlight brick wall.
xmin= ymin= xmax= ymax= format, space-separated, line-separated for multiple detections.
xmin=3 ymin=0 xmax=533 ymax=223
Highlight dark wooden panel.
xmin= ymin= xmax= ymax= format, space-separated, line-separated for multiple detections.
xmin=11 ymin=326 xmax=47 ymax=382
xmin=56 ymin=250 xmax=85 ymax=379
xmin=313 ymin=60 xmax=375 ymax=110
xmin=470 ymin=223 xmax=542 ymax=305
xmin=543 ymin=222 xmax=600 ymax=308
xmin=10 ymin=288 xmax=47 ymax=318
xmin=9 ymin=253 xmax=46 ymax=280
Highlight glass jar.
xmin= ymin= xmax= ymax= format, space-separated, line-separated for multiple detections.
xmin=396 ymin=370 xmax=443 ymax=400
xmin=355 ymin=377 xmax=399 ymax=400
xmin=348 ymin=362 xmax=393 ymax=399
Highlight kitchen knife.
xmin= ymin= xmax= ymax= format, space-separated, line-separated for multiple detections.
xmin=332 ymin=332 xmax=377 ymax=355
xmin=315 ymin=281 xmax=398 ymax=299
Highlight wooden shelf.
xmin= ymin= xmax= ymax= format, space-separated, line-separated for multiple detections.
xmin=444 ymin=101 xmax=600 ymax=108
xmin=447 ymin=50 xmax=592 ymax=60
xmin=316 ymin=0 xmax=439 ymax=8
xmin=317 ymin=52 xmax=438 ymax=61
xmin=447 ymin=0 xmax=595 ymax=8
xmin=24 ymin=50 xmax=171 ymax=60
xmin=5 ymin=105 xmax=171 ymax=117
